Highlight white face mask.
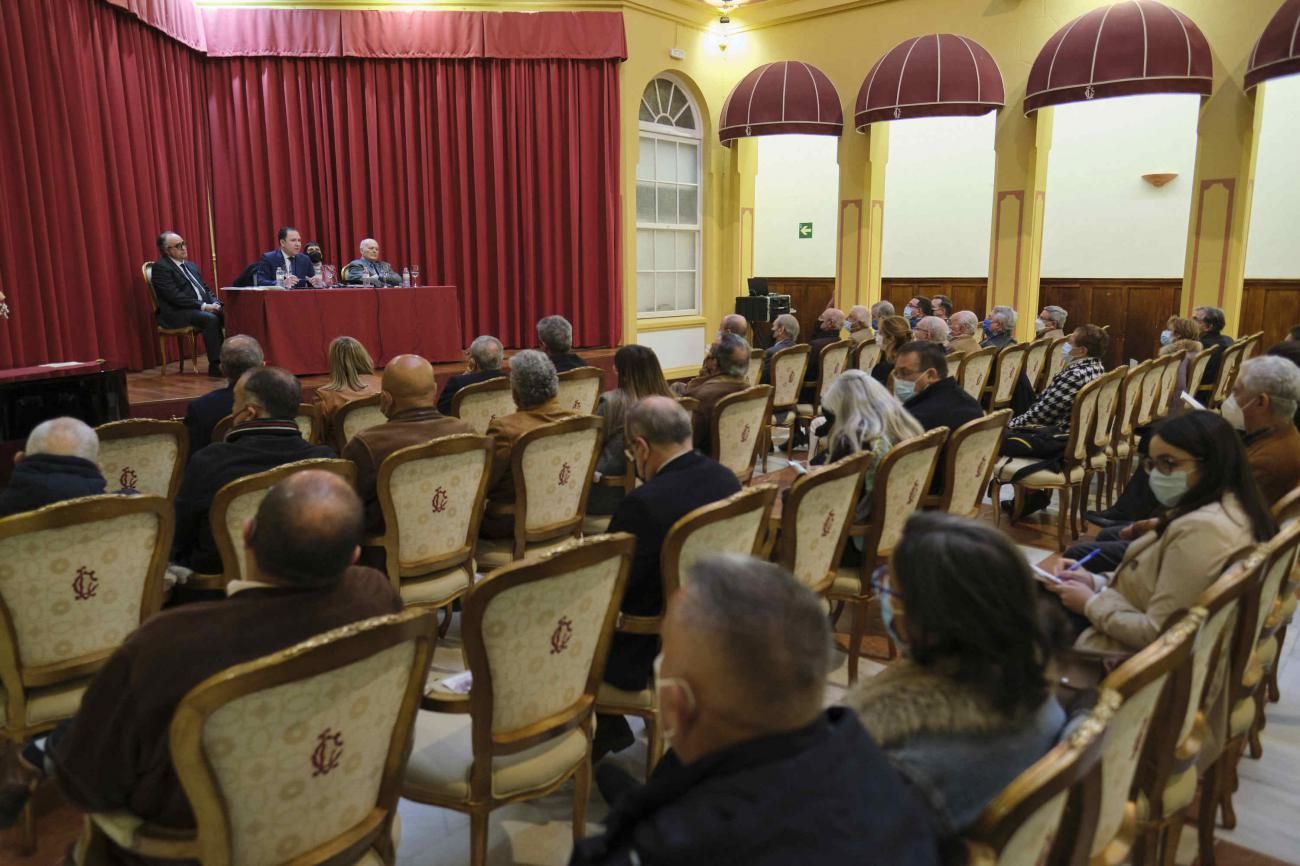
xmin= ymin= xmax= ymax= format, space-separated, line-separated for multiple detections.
xmin=1061 ymin=342 xmax=1074 ymax=358
xmin=1220 ymin=394 xmax=1249 ymax=431
xmin=1035 ymin=319 xmax=1047 ymax=335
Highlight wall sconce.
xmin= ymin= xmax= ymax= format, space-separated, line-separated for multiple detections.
xmin=1141 ymin=172 xmax=1179 ymax=188
xmin=717 ymin=2 xmax=733 ymax=53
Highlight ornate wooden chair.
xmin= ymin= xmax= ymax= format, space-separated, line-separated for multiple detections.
xmin=762 ymin=344 xmax=810 ymax=469
xmin=795 ymin=339 xmax=850 ymax=438
xmin=964 ymin=692 xmax=1114 ymax=866
xmin=775 ymin=453 xmax=872 ymax=595
xmin=0 ymin=495 xmax=172 ymax=850
xmin=403 ymin=534 xmax=634 ymax=866
xmin=368 ymin=435 xmax=493 ymax=621
xmin=213 ymin=408 xmax=323 ymax=447
xmin=95 ymin=419 xmax=187 ymax=499
xmin=711 ymin=385 xmax=773 ymax=484
xmin=922 ymin=409 xmax=1009 ymax=517
xmin=594 ymin=484 xmax=777 ymax=777
xmin=141 ymin=262 xmax=200 ymax=375
xmin=851 ymin=338 xmax=882 ymax=375
xmin=1046 ymin=335 xmax=1071 ymax=382
xmin=987 ymin=343 xmax=1029 ymax=411
xmin=992 ymin=372 xmax=1106 ymax=551
xmin=556 ymin=367 xmax=604 ymax=415
xmin=333 ymin=394 xmax=387 ymax=453
xmin=1105 ymin=362 xmax=1149 ymax=502
xmin=79 ymin=609 xmax=436 ymax=866
xmin=1153 ymin=351 xmax=1184 ymax=421
xmin=475 ymin=416 xmax=603 ymax=570
xmin=1079 ymin=368 xmax=1125 ymax=521
xmin=1207 ymin=340 xmax=1248 ymax=411
xmin=1022 ymin=336 xmax=1054 ymax=394
xmin=451 ymin=377 xmax=517 ymax=435
xmin=1186 ymin=344 xmax=1221 ymax=404
xmin=1261 ymin=487 xmax=1300 ymax=706
xmin=956 ymin=345 xmax=997 ymax=402
xmin=744 ymin=348 xmax=764 ymax=387
xmin=826 ymin=427 xmax=946 ymax=682
xmin=1134 ymin=359 xmax=1164 ymax=430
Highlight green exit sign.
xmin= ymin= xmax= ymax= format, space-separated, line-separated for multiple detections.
xmin=798 ymin=222 xmax=813 ymax=239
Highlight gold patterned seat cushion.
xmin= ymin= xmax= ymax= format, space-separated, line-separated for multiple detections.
xmin=597 ymin=682 xmax=654 ymax=711
xmin=474 ymin=536 xmax=576 ymax=572
xmin=400 ymin=565 xmax=474 ymax=608
xmin=829 ymin=567 xmax=864 ymax=598
xmin=795 ymin=403 xmax=815 ymax=418
xmin=0 ymin=679 xmax=88 ymax=730
xmin=1088 ymin=453 xmax=1109 ymax=470
xmin=403 ymin=711 xmax=588 ymax=802
xmin=994 ymin=458 xmax=1085 ymax=486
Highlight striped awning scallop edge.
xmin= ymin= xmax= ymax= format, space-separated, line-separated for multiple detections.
xmin=1025 ymin=0 xmax=1213 ymax=114
xmin=1246 ymin=0 xmax=1300 ymax=90
xmin=719 ymin=61 xmax=844 ymax=146
xmin=854 ymin=33 xmax=1005 ymax=130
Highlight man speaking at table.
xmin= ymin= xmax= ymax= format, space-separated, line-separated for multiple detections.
xmin=151 ymin=231 xmax=225 ymax=376
xmin=254 ymin=226 xmax=321 ymax=288
xmin=343 ymin=238 xmax=402 ymax=286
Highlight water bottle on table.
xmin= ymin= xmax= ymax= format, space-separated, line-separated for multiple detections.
xmin=402 ymin=267 xmax=411 ymax=288
xmin=274 ymin=266 xmax=286 ymax=288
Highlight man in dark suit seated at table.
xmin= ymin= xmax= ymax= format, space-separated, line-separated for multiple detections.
xmin=342 ymin=238 xmax=402 ymax=286
xmin=151 ymin=231 xmax=225 ymax=377
xmin=436 ymin=335 xmax=507 ymax=415
xmin=593 ymin=396 xmax=741 ymax=760
xmin=538 ymin=315 xmax=585 ymax=372
xmin=253 ymin=226 xmax=321 ymax=288
xmin=173 ymin=366 xmax=334 ymax=576
xmin=182 ymin=335 xmax=264 ymax=459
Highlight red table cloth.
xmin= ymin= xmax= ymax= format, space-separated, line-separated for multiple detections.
xmin=219 ymin=285 xmax=463 ymax=374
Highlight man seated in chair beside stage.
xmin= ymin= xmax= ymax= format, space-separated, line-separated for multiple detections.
xmin=479 ymin=350 xmax=579 ymax=539
xmin=182 ymin=335 xmax=264 ymax=458
xmin=151 ymin=230 xmax=225 ymax=377
xmin=20 ymin=472 xmax=402 ymax=845
xmin=592 ymin=397 xmax=741 ymax=761
xmin=253 ymin=226 xmax=322 ymax=289
xmin=344 ymin=354 xmax=472 ymax=533
xmin=573 ymin=555 xmax=941 ymax=866
xmin=173 ymin=367 xmax=335 ymax=577
xmin=436 ymin=335 xmax=508 ymax=415
xmin=538 ymin=314 xmax=585 ymax=373
xmin=0 ymin=418 xmax=106 ymax=518
xmin=342 ymin=238 xmax=402 ymax=286
xmin=680 ymin=333 xmax=751 ymax=451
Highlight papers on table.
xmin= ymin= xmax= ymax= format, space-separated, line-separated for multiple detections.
xmin=40 ymin=361 xmax=88 ymax=368
xmin=1181 ymin=390 xmax=1206 ymax=411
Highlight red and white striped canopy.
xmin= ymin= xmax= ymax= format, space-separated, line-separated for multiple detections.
xmin=854 ymin=33 xmax=1005 ymax=130
xmin=1246 ymin=0 xmax=1300 ymax=90
xmin=1025 ymin=0 xmax=1213 ymax=114
xmin=719 ymin=61 xmax=844 ymax=146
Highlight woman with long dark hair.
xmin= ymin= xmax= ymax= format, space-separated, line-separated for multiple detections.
xmin=845 ymin=512 xmax=1066 ymax=836
xmin=589 ymin=344 xmax=673 ymax=514
xmin=1049 ymin=410 xmax=1276 ymax=651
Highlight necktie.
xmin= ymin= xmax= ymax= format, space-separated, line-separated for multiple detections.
xmin=179 ymin=262 xmax=204 ymax=301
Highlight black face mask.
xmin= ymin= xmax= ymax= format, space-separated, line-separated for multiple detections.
xmin=821 ymin=409 xmax=837 ymax=429
xmin=307 ymin=250 xmax=323 ymax=264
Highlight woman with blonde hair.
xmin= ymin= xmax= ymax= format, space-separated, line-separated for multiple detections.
xmin=313 ymin=336 xmax=380 ymax=441
xmin=589 ymin=344 xmax=674 ymax=514
xmin=1160 ymin=315 xmax=1203 ymax=414
xmin=871 ymin=315 xmax=913 ymax=387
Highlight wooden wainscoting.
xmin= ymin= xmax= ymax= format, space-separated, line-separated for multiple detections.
xmin=761 ymin=277 xmax=836 ymax=345
xmin=882 ymin=278 xmax=988 ymax=320
xmin=1241 ymin=280 xmax=1300 ymax=352
xmin=1039 ymin=279 xmax=1183 ymax=369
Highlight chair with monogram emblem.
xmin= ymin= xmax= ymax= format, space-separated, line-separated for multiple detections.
xmin=922 ymin=410 xmax=1010 ymax=517
xmin=775 ymin=453 xmax=872 ymax=595
xmin=956 ymin=346 xmax=997 ymax=402
xmin=762 ymin=344 xmax=810 ymax=471
xmin=710 ymin=385 xmax=773 ymax=484
xmin=795 ymin=340 xmax=851 ymax=440
xmin=452 ymin=377 xmax=518 ymax=436
xmin=475 ymin=416 xmax=603 ymax=570
xmin=556 ymin=367 xmax=604 ymax=415
xmin=744 ymin=348 xmax=764 ymax=387
xmin=852 ymin=338 xmax=882 ymax=375
xmin=95 ymin=419 xmax=188 ymax=499
xmin=403 ymin=534 xmax=634 ymax=866
xmin=0 ymin=494 xmax=172 ymax=851
xmin=986 ymin=344 xmax=1029 ymax=411
xmin=78 ymin=609 xmax=436 ymax=866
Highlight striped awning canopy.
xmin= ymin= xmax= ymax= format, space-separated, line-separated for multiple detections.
xmin=1246 ymin=0 xmax=1300 ymax=90
xmin=719 ymin=61 xmax=844 ymax=146
xmin=854 ymin=33 xmax=1005 ymax=130
xmin=1025 ymin=0 xmax=1213 ymax=114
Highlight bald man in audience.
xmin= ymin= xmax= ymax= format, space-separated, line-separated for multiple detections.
xmin=43 ymin=472 xmax=401 ymax=851
xmin=805 ymin=307 xmax=846 ymax=380
xmin=343 ymin=238 xmax=402 ymax=286
xmin=344 ymin=354 xmax=472 ymax=532
xmin=680 ymin=334 xmax=750 ymax=450
xmin=946 ymin=311 xmax=982 ymax=358
xmin=594 ymin=397 xmax=740 ymax=760
xmin=846 ymin=305 xmax=875 ymax=343
xmin=913 ymin=315 xmax=950 ymax=347
xmin=0 ymin=418 xmax=106 ymax=517
xmin=573 ymin=555 xmax=941 ymax=866
xmin=674 ymin=315 xmax=750 ymax=393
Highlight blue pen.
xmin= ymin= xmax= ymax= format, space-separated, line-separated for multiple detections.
xmin=1074 ymin=547 xmax=1103 ymax=571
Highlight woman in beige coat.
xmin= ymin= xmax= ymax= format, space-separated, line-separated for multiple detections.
xmin=1048 ymin=411 xmax=1276 ymax=652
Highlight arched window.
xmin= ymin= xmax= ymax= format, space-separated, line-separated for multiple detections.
xmin=636 ymin=76 xmax=702 ymax=317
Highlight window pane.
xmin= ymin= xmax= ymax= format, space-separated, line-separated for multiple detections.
xmin=654 ymin=230 xmax=675 ymax=271
xmin=676 ymin=142 xmax=698 ymax=184
xmin=636 ymin=182 xmax=656 ymax=222
xmin=655 ymin=272 xmax=675 ymax=312
xmin=639 ymin=102 xmax=653 ymax=123
xmin=655 ymin=79 xmax=673 ymax=116
xmin=636 ymin=229 xmax=653 ymax=270
xmin=637 ymin=136 xmax=653 ymax=181
xmin=668 ymin=84 xmax=686 ymax=119
xmin=677 ymin=186 xmax=698 ymax=225
xmin=676 ymin=109 xmax=696 ymax=130
xmin=655 ymin=139 xmax=677 ymax=182
xmin=676 ymin=272 xmax=696 ymax=312
xmin=675 ymin=231 xmax=695 ymax=269
xmin=636 ymin=273 xmax=655 ymax=313
xmin=656 ymin=185 xmax=677 ymax=224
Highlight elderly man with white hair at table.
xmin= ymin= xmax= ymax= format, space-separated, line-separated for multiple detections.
xmin=343 ymin=238 xmax=402 ymax=286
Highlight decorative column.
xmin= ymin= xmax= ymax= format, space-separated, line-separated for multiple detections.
xmin=987 ymin=106 xmax=1051 ymax=343
xmin=836 ymin=124 xmax=887 ymax=311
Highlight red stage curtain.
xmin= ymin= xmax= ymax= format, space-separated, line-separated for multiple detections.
xmin=0 ymin=0 xmax=212 ymax=368
xmin=205 ymin=56 xmax=622 ymax=350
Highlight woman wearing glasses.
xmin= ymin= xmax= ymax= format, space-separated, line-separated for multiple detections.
xmin=845 ymin=512 xmax=1066 ymax=838
xmin=1047 ymin=410 xmax=1276 ymax=652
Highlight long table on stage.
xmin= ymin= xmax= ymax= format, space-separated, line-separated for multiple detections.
xmin=219 ymin=285 xmax=463 ymax=375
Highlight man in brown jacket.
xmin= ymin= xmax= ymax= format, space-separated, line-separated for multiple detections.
xmin=343 ymin=353 xmax=473 ymax=532
xmin=946 ymin=311 xmax=982 ymax=358
xmin=480 ymin=349 xmax=579 ymax=537
xmin=1231 ymin=355 xmax=1300 ymax=505
xmin=681 ymin=333 xmax=750 ymax=451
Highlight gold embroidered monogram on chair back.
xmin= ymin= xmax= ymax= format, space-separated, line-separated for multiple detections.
xmin=519 ymin=425 xmax=599 ymax=531
xmin=943 ymin=413 xmax=1008 ymax=518
xmin=96 ymin=420 xmax=186 ymax=499
xmin=786 ymin=467 xmax=862 ymax=592
xmin=715 ymin=388 xmax=770 ymax=478
xmin=959 ymin=348 xmax=996 ymax=401
xmin=556 ymin=368 xmax=603 ymax=415
xmin=770 ymin=348 xmax=809 ymax=407
xmin=340 ymin=402 xmax=388 ymax=448
xmin=876 ymin=431 xmax=945 ymax=557
xmin=856 ymin=341 xmax=882 ymax=374
xmin=817 ymin=342 xmax=850 ymax=399
xmin=454 ymin=380 xmax=518 ymax=435
xmin=387 ymin=443 xmax=490 ymax=569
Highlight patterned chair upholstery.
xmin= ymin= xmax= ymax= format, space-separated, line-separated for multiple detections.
xmin=1208 ymin=340 xmax=1248 ymax=410
xmin=295 ymin=403 xmax=324 ymax=445
xmin=476 ymin=416 xmax=602 ymax=570
xmin=82 ymin=610 xmax=436 ymax=866
xmin=556 ymin=367 xmax=603 ymax=415
xmin=924 ymin=410 xmax=1009 ymax=518
xmin=957 ymin=346 xmax=997 ymax=401
xmin=369 ymin=435 xmax=492 ymax=615
xmin=1046 ymin=336 xmax=1070 ymax=382
xmin=1155 ymin=351 xmax=1183 ymax=421
xmin=987 ymin=344 xmax=1028 ymax=410
xmin=1106 ymin=363 xmax=1149 ymax=502
xmin=335 ymin=395 xmax=388 ymax=452
xmin=1080 ymin=368 xmax=1124 ymax=523
xmin=1084 ymin=613 xmax=1201 ymax=866
xmin=1022 ymin=337 xmax=1053 ymax=393
xmin=744 ymin=348 xmax=764 ymax=387
xmin=762 ymin=344 xmax=810 ymax=471
xmin=452 ymin=377 xmax=518 ymax=436
xmin=1134 ymin=359 xmax=1164 ymax=429
xmin=403 ymin=535 xmax=633 ymax=866
xmin=964 ymin=692 xmax=1115 ymax=866
xmin=142 ymin=261 xmax=200 ymax=376
xmin=992 ymin=371 xmax=1110 ymax=552
xmin=1261 ymin=488 xmax=1300 ymax=709
xmin=595 ymin=484 xmax=777 ymax=776
xmin=826 ymin=427 xmax=946 ymax=682
xmin=95 ymin=419 xmax=187 ymax=499
xmin=204 ymin=459 xmax=357 ymax=589
xmin=1187 ymin=345 xmax=1220 ymax=402
xmin=776 ymin=453 xmax=871 ymax=595
xmin=711 ymin=385 xmax=773 ymax=484
xmin=796 ymin=339 xmax=850 ymax=419
xmin=852 ymin=339 xmax=882 ymax=375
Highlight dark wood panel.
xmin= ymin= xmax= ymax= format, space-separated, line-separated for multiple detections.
xmin=1039 ymin=279 xmax=1182 ymax=369
xmin=1241 ymin=280 xmax=1300 ymax=352
xmin=882 ymin=278 xmax=988 ymax=319
xmin=761 ymin=277 xmax=836 ymax=347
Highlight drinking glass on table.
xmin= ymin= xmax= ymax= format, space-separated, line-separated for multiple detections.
xmin=410 ymin=265 xmax=420 ymax=286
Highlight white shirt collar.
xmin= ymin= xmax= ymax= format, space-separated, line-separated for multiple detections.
xmin=226 ymin=579 xmax=280 ymax=597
